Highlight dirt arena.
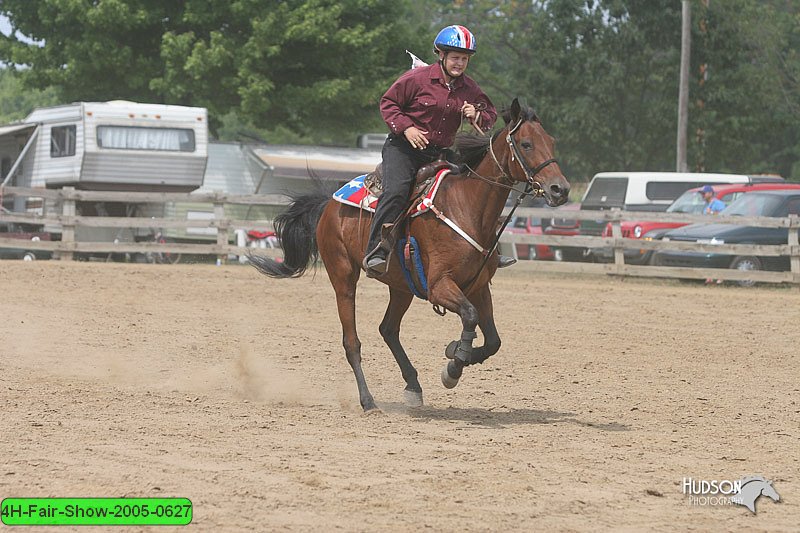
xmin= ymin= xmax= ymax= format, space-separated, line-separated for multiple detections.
xmin=1 ymin=261 xmax=798 ymax=531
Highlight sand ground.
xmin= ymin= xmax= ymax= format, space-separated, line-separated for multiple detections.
xmin=1 ymin=261 xmax=798 ymax=531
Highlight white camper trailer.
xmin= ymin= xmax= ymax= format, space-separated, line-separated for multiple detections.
xmin=0 ymin=101 xmax=208 ymax=254
xmin=1 ymin=100 xmax=208 ymax=194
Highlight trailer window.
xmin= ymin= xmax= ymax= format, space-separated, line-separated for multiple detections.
xmin=51 ymin=125 xmax=76 ymax=157
xmin=97 ymin=126 xmax=195 ymax=152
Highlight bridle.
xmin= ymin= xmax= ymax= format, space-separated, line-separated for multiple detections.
xmin=503 ymin=119 xmax=558 ymax=198
xmin=456 ymin=118 xmax=561 ymax=298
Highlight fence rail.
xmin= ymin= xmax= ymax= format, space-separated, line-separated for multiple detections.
xmin=1 ymin=186 xmax=798 ymax=284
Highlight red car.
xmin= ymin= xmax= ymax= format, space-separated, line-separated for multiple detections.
xmin=504 ymin=216 xmax=554 ymax=260
xmin=594 ymin=182 xmax=800 ymax=264
xmin=544 ymin=202 xmax=584 ymax=262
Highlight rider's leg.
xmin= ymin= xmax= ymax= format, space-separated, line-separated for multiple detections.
xmin=364 ymin=136 xmax=422 ymax=273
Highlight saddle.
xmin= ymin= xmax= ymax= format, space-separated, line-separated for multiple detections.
xmin=363 ymin=156 xmax=463 ymax=199
xmin=364 ymin=156 xmax=463 ymax=276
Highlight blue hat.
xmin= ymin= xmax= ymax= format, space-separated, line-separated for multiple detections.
xmin=700 ymin=185 xmax=714 ymax=194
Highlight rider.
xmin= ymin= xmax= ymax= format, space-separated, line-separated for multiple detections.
xmin=364 ymin=25 xmax=515 ymax=276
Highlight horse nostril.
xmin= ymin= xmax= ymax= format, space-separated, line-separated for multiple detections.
xmin=550 ymin=184 xmax=563 ymax=196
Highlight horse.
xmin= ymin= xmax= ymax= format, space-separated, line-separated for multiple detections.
xmin=249 ymin=98 xmax=570 ymax=412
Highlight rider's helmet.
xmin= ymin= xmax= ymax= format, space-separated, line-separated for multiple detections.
xmin=433 ymin=25 xmax=477 ymax=55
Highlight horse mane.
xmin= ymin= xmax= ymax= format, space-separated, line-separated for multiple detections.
xmin=453 ymin=132 xmax=496 ymax=168
xmin=453 ymin=103 xmax=540 ymax=168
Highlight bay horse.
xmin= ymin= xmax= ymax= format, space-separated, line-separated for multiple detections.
xmin=250 ymin=98 xmax=569 ymax=412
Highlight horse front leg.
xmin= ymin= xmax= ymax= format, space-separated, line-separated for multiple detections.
xmin=428 ymin=277 xmax=479 ymax=389
xmin=379 ymin=288 xmax=423 ymax=407
xmin=448 ymin=283 xmax=501 ymax=366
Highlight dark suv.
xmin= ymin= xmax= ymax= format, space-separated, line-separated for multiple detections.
xmin=0 ymin=222 xmax=52 ymax=261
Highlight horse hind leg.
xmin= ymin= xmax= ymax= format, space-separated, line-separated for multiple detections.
xmin=325 ymin=253 xmax=378 ymax=412
xmin=380 ymin=288 xmax=423 ymax=407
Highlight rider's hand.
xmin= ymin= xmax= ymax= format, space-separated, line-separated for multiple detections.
xmin=404 ymin=126 xmax=429 ymax=150
xmin=461 ymin=102 xmax=480 ymax=123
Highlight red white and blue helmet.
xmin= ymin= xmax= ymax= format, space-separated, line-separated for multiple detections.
xmin=433 ymin=25 xmax=477 ymax=55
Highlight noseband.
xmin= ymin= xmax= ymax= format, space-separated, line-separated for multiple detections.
xmin=505 ymin=119 xmax=558 ymax=197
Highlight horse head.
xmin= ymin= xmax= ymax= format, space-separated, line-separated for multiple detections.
xmin=499 ymin=98 xmax=570 ymax=207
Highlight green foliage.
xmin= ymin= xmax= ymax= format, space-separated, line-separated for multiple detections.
xmin=0 ymin=0 xmax=428 ymax=141
xmin=0 ymin=68 xmax=58 ymax=124
xmin=439 ymin=0 xmax=800 ymax=181
xmin=0 ymin=0 xmax=798 ymax=179
xmin=694 ymin=0 xmax=800 ymax=178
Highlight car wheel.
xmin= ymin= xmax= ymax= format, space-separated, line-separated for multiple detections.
xmin=528 ymin=246 xmax=537 ymax=260
xmin=730 ymin=255 xmax=762 ymax=287
xmin=22 ymin=252 xmax=36 ymax=261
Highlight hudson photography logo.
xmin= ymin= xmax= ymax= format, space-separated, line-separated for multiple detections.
xmin=682 ymin=475 xmax=780 ymax=513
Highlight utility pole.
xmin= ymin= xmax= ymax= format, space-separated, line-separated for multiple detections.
xmin=676 ymin=0 xmax=691 ymax=172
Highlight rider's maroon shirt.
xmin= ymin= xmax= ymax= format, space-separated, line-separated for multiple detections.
xmin=380 ymin=63 xmax=497 ymax=148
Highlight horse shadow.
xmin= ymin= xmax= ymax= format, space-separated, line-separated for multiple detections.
xmin=376 ymin=402 xmax=629 ymax=431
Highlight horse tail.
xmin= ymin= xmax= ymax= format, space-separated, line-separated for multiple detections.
xmin=248 ymin=192 xmax=330 ymax=278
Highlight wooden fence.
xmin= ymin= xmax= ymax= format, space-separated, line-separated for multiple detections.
xmin=1 ymin=186 xmax=798 ymax=285
xmin=499 ymin=206 xmax=800 ymax=285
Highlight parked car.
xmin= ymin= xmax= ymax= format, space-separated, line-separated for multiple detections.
xmin=593 ymin=182 xmax=800 ymax=265
xmin=576 ymin=172 xmax=785 ymax=260
xmin=654 ymin=190 xmax=800 ymax=286
xmin=503 ymin=216 xmax=553 ymax=260
xmin=0 ymin=222 xmax=52 ymax=261
xmin=543 ymin=202 xmax=584 ymax=262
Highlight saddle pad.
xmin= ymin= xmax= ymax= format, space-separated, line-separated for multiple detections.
xmin=331 ymin=169 xmax=450 ymax=216
xmin=332 ymin=174 xmax=379 ymax=212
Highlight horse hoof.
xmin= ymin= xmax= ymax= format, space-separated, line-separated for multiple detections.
xmin=363 ymin=405 xmax=383 ymax=415
xmin=445 ymin=340 xmax=458 ymax=359
xmin=404 ymin=389 xmax=424 ymax=407
xmin=441 ymin=364 xmax=461 ymax=389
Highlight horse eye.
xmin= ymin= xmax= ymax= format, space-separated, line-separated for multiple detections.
xmin=521 ymin=141 xmax=533 ymax=150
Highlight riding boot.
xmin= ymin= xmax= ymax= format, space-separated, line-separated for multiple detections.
xmin=363 ymin=134 xmax=436 ymax=277
xmin=363 ymin=224 xmax=395 ymax=276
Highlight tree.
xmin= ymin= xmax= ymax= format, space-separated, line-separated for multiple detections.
xmin=438 ymin=0 xmax=682 ymax=180
xmin=0 ymin=68 xmax=58 ymax=124
xmin=693 ymin=0 xmax=800 ymax=179
xmin=0 ymin=0 xmax=429 ymax=143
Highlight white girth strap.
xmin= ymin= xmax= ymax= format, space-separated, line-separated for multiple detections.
xmin=421 ymin=198 xmax=488 ymax=255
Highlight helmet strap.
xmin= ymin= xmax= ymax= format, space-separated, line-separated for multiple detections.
xmin=438 ymin=50 xmax=466 ymax=83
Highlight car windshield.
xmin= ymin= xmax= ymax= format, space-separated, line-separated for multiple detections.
xmin=723 ymin=193 xmax=785 ymax=217
xmin=667 ymin=191 xmax=706 ymax=214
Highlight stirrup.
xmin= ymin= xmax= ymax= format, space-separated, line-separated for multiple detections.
xmin=498 ymin=255 xmax=517 ymax=268
xmin=363 ymin=241 xmax=391 ymax=277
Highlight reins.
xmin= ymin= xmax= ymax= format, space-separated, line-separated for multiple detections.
xmin=459 ymin=119 xmax=559 ymax=295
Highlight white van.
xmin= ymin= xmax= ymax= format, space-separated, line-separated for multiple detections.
xmin=579 ymin=172 xmax=783 ymax=236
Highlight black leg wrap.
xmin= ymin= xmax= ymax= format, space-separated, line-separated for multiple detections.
xmin=468 ymin=347 xmax=489 ymax=365
xmin=445 ymin=330 xmax=478 ymax=364
xmin=455 ymin=331 xmax=477 ymax=364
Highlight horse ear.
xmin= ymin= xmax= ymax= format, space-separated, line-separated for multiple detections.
xmin=510 ymin=98 xmax=521 ymax=122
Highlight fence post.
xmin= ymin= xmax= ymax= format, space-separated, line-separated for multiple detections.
xmin=60 ymin=186 xmax=76 ymax=261
xmin=789 ymin=214 xmax=799 ymax=285
xmin=610 ymin=208 xmax=624 ymax=273
xmin=214 ymin=193 xmax=228 ymax=265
